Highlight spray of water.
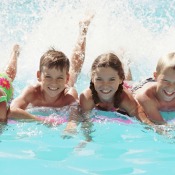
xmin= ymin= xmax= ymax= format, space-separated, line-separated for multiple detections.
xmin=1 ymin=0 xmax=175 ymax=86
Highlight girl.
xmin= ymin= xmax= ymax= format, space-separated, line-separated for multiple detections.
xmin=79 ymin=52 xmax=154 ymax=126
xmin=0 ymin=44 xmax=20 ymax=122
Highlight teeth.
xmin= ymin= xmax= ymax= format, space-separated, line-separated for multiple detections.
xmin=167 ymin=92 xmax=173 ymax=95
xmin=164 ymin=90 xmax=174 ymax=96
xmin=101 ymin=90 xmax=110 ymax=93
xmin=49 ymin=87 xmax=58 ymax=91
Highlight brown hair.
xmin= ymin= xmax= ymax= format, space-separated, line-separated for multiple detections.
xmin=39 ymin=48 xmax=70 ymax=72
xmin=90 ymin=52 xmax=125 ymax=108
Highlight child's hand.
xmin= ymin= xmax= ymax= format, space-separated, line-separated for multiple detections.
xmin=62 ymin=120 xmax=78 ymax=139
xmin=79 ymin=13 xmax=94 ymax=34
xmin=61 ymin=129 xmax=77 ymax=139
xmin=38 ymin=115 xmax=66 ymax=127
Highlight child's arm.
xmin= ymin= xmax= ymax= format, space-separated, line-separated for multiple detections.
xmin=0 ymin=89 xmax=8 ymax=122
xmin=136 ymin=94 xmax=166 ymax=125
xmin=120 ymin=88 xmax=156 ymax=126
xmin=62 ymin=92 xmax=80 ymax=138
xmin=68 ymin=14 xmax=94 ymax=87
xmin=63 ymin=104 xmax=80 ymax=135
xmin=8 ymin=87 xmax=41 ymax=121
xmin=78 ymin=89 xmax=95 ymax=142
xmin=5 ymin=44 xmax=20 ymax=81
xmin=64 ymin=89 xmax=79 ymax=133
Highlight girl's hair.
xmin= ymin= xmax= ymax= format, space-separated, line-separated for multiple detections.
xmin=90 ymin=52 xmax=125 ymax=108
xmin=156 ymin=52 xmax=175 ymax=74
xmin=39 ymin=48 xmax=70 ymax=72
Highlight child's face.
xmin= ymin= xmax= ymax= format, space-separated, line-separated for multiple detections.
xmin=92 ymin=67 xmax=122 ymax=102
xmin=37 ymin=66 xmax=69 ymax=98
xmin=155 ymin=67 xmax=175 ymax=102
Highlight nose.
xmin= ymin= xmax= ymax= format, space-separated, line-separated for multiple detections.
xmin=101 ymin=81 xmax=110 ymax=87
xmin=50 ymin=79 xmax=59 ymax=84
xmin=166 ymin=82 xmax=175 ymax=92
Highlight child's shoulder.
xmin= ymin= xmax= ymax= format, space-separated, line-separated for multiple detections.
xmin=22 ymin=83 xmax=41 ymax=96
xmin=80 ymin=88 xmax=93 ymax=101
xmin=81 ymin=88 xmax=91 ymax=96
xmin=64 ymin=86 xmax=78 ymax=96
xmin=137 ymin=82 xmax=157 ymax=94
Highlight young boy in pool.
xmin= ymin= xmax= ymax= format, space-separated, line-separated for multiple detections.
xmin=8 ymin=15 xmax=93 ymax=130
xmin=133 ymin=52 xmax=175 ymax=125
xmin=0 ymin=44 xmax=20 ymax=122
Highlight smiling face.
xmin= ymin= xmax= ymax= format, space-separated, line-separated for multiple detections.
xmin=92 ymin=67 xmax=122 ymax=102
xmin=37 ymin=66 xmax=69 ymax=99
xmin=155 ymin=67 xmax=175 ymax=102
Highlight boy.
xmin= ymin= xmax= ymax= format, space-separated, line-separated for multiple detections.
xmin=8 ymin=15 xmax=93 ymax=130
xmin=134 ymin=52 xmax=175 ymax=125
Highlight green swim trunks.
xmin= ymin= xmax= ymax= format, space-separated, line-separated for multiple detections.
xmin=0 ymin=73 xmax=13 ymax=103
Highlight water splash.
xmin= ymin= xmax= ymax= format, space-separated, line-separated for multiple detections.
xmin=1 ymin=0 xmax=175 ymax=83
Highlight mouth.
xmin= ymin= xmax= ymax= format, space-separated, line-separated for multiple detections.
xmin=163 ymin=90 xmax=175 ymax=96
xmin=100 ymin=89 xmax=112 ymax=94
xmin=48 ymin=87 xmax=59 ymax=91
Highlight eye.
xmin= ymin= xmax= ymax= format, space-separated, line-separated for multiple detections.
xmin=161 ymin=79 xmax=171 ymax=85
xmin=110 ymin=78 xmax=116 ymax=81
xmin=57 ymin=77 xmax=64 ymax=80
xmin=45 ymin=75 xmax=51 ymax=79
xmin=96 ymin=77 xmax=102 ymax=81
xmin=162 ymin=79 xmax=169 ymax=83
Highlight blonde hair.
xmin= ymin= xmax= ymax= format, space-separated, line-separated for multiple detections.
xmin=156 ymin=52 xmax=175 ymax=74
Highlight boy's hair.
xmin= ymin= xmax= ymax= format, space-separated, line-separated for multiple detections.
xmin=89 ymin=52 xmax=125 ymax=108
xmin=156 ymin=52 xmax=175 ymax=74
xmin=39 ymin=48 xmax=70 ymax=72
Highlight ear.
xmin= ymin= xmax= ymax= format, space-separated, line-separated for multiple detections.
xmin=153 ymin=71 xmax=157 ymax=80
xmin=37 ymin=71 xmax=41 ymax=81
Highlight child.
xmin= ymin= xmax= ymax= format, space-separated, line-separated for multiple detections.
xmin=79 ymin=52 xmax=155 ymax=126
xmin=8 ymin=15 xmax=93 ymax=130
xmin=133 ymin=52 xmax=175 ymax=125
xmin=0 ymin=44 xmax=20 ymax=122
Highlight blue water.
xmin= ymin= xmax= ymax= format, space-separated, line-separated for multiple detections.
xmin=1 ymin=0 xmax=175 ymax=174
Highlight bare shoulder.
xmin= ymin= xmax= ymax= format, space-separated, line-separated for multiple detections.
xmin=80 ymin=88 xmax=93 ymax=101
xmin=21 ymin=83 xmax=41 ymax=97
xmin=65 ymin=86 xmax=78 ymax=99
xmin=121 ymin=87 xmax=136 ymax=105
xmin=12 ymin=83 xmax=41 ymax=105
xmin=135 ymin=82 xmax=157 ymax=101
xmin=61 ymin=87 xmax=78 ymax=106
xmin=79 ymin=88 xmax=94 ymax=112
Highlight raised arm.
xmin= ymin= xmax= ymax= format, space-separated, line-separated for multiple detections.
xmin=5 ymin=44 xmax=20 ymax=81
xmin=68 ymin=14 xmax=94 ymax=87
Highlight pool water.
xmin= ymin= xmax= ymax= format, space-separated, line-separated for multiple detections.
xmin=1 ymin=108 xmax=175 ymax=175
xmin=1 ymin=0 xmax=175 ymax=174
xmin=1 ymin=97 xmax=175 ymax=175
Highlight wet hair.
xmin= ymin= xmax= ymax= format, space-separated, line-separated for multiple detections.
xmin=39 ymin=48 xmax=70 ymax=72
xmin=156 ymin=52 xmax=175 ymax=75
xmin=90 ymin=52 xmax=125 ymax=108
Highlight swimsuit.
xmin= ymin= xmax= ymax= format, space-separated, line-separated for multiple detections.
xmin=0 ymin=73 xmax=13 ymax=104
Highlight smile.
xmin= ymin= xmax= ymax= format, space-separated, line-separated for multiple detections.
xmin=100 ymin=90 xmax=111 ymax=94
xmin=164 ymin=90 xmax=175 ymax=96
xmin=48 ymin=87 xmax=59 ymax=91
